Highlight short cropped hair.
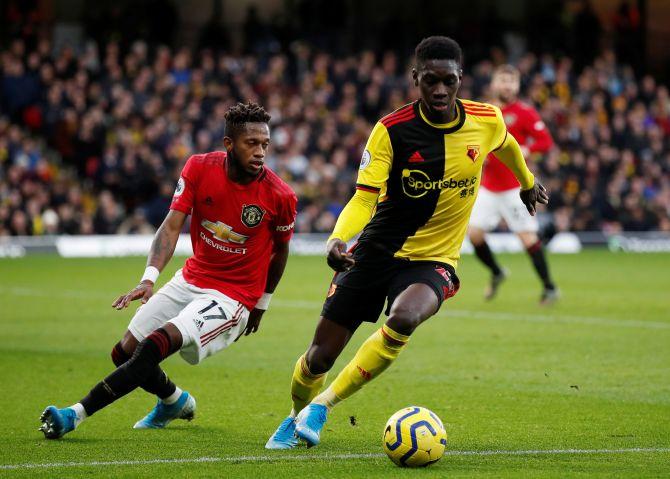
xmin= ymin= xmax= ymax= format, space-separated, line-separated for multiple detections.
xmin=224 ymin=102 xmax=271 ymax=139
xmin=415 ymin=36 xmax=463 ymax=66
xmin=493 ymin=64 xmax=520 ymax=79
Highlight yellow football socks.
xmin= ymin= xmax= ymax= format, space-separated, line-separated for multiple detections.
xmin=290 ymin=354 xmax=327 ymax=416
xmin=313 ymin=324 xmax=409 ymax=409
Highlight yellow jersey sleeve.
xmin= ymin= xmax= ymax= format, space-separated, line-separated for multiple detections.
xmin=356 ymin=122 xmax=393 ymax=193
xmin=491 ymin=105 xmax=508 ymax=152
xmin=328 ymin=189 xmax=379 ymax=242
xmin=496 ymin=134 xmax=535 ymax=190
xmin=329 ymin=122 xmax=392 ymax=242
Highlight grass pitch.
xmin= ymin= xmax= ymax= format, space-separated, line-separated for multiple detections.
xmin=1 ymin=250 xmax=669 ymax=478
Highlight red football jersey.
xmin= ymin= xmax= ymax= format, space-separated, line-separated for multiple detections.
xmin=170 ymin=152 xmax=297 ymax=310
xmin=481 ymin=100 xmax=553 ymax=192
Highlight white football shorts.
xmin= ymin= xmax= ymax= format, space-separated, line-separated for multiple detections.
xmin=128 ymin=269 xmax=249 ymax=365
xmin=469 ymin=186 xmax=539 ymax=233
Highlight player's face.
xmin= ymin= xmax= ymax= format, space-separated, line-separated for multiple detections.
xmin=491 ymin=72 xmax=519 ymax=104
xmin=225 ymin=123 xmax=270 ymax=177
xmin=413 ymin=59 xmax=462 ymax=121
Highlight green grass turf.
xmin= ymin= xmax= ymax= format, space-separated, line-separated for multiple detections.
xmin=0 ymin=250 xmax=669 ymax=478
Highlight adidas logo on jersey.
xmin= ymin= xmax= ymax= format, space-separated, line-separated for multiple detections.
xmin=408 ymin=151 xmax=425 ymax=163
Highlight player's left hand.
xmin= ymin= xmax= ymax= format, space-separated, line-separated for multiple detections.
xmin=519 ymin=181 xmax=549 ymax=216
xmin=326 ymin=238 xmax=355 ymax=272
xmin=238 ymin=308 xmax=265 ymax=339
xmin=112 ymin=281 xmax=154 ymax=310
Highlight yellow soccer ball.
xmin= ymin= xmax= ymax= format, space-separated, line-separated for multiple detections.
xmin=382 ymin=406 xmax=447 ymax=467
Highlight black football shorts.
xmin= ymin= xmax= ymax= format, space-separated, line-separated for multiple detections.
xmin=321 ymin=242 xmax=460 ymax=331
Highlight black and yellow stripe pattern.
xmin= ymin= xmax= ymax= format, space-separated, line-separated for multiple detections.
xmin=354 ymin=99 xmax=507 ymax=267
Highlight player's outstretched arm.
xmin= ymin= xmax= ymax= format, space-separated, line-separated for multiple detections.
xmin=240 ymin=240 xmax=290 ymax=338
xmin=326 ymin=189 xmax=377 ymax=271
xmin=495 ymin=134 xmax=549 ymax=215
xmin=112 ymin=210 xmax=187 ymax=309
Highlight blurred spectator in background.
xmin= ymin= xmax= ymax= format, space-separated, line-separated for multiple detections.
xmin=0 ymin=6 xmax=668 ymax=238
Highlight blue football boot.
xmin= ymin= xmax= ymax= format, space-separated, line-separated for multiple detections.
xmin=133 ymin=391 xmax=196 ymax=429
xmin=265 ymin=416 xmax=299 ymax=449
xmin=295 ymin=403 xmax=328 ymax=447
xmin=39 ymin=406 xmax=76 ymax=439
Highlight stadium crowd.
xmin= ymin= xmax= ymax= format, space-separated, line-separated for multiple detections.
xmin=1 ymin=36 xmax=669 ymax=237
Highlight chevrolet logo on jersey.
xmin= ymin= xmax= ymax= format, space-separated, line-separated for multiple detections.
xmin=201 ymin=219 xmax=249 ymax=244
xmin=401 ymin=169 xmax=478 ymax=198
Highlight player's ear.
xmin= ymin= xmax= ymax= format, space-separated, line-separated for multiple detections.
xmin=223 ymin=136 xmax=233 ymax=151
xmin=412 ymin=68 xmax=418 ymax=86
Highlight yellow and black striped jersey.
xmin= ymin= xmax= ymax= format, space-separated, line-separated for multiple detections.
xmin=354 ymin=99 xmax=508 ymax=268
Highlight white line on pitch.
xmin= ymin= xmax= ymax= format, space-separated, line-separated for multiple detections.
xmin=1 ymin=448 xmax=668 ymax=470
xmin=4 ymin=288 xmax=669 ymax=330
xmin=442 ymin=447 xmax=670 ymax=456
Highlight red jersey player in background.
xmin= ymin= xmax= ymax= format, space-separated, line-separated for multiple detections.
xmin=468 ymin=65 xmax=558 ymax=304
xmin=39 ymin=103 xmax=297 ymax=439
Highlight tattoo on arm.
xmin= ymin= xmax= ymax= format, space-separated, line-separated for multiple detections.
xmin=146 ymin=211 xmax=186 ymax=271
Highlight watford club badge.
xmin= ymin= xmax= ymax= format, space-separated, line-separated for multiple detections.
xmin=466 ymin=145 xmax=480 ymax=162
xmin=241 ymin=204 xmax=265 ymax=228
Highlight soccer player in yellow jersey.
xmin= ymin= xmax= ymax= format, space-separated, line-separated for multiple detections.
xmin=266 ymin=36 xmax=549 ymax=449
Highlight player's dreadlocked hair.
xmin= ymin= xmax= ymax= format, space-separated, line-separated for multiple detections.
xmin=224 ymin=102 xmax=271 ymax=139
xmin=415 ymin=36 xmax=463 ymax=66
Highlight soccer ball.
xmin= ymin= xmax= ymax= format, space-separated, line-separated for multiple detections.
xmin=382 ymin=406 xmax=447 ymax=467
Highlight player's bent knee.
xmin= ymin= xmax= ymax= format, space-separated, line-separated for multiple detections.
xmin=118 ymin=331 xmax=139 ymax=356
xmin=518 ymin=232 xmax=539 ymax=249
xmin=111 ymin=341 xmax=131 ymax=367
xmin=305 ymin=346 xmax=336 ymax=375
xmin=468 ymin=227 xmax=486 ymax=245
xmin=123 ymin=328 xmax=176 ymax=383
xmin=386 ymin=308 xmax=423 ymax=336
xmin=161 ymin=322 xmax=184 ymax=351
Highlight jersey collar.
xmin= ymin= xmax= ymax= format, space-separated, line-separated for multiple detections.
xmin=416 ymin=99 xmax=466 ymax=134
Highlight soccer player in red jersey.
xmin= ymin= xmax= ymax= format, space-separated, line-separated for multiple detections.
xmin=468 ymin=65 xmax=558 ymax=304
xmin=39 ymin=103 xmax=297 ymax=439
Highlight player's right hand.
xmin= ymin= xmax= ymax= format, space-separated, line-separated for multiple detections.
xmin=326 ymin=238 xmax=355 ymax=272
xmin=112 ymin=281 xmax=154 ymax=310
xmin=519 ymin=181 xmax=549 ymax=216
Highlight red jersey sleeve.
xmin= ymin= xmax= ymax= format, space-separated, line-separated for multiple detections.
xmin=170 ymin=156 xmax=200 ymax=214
xmin=272 ymin=191 xmax=297 ymax=244
xmin=523 ymin=108 xmax=554 ymax=154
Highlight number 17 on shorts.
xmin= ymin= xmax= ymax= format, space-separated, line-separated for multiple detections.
xmin=170 ymin=294 xmax=249 ymax=365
